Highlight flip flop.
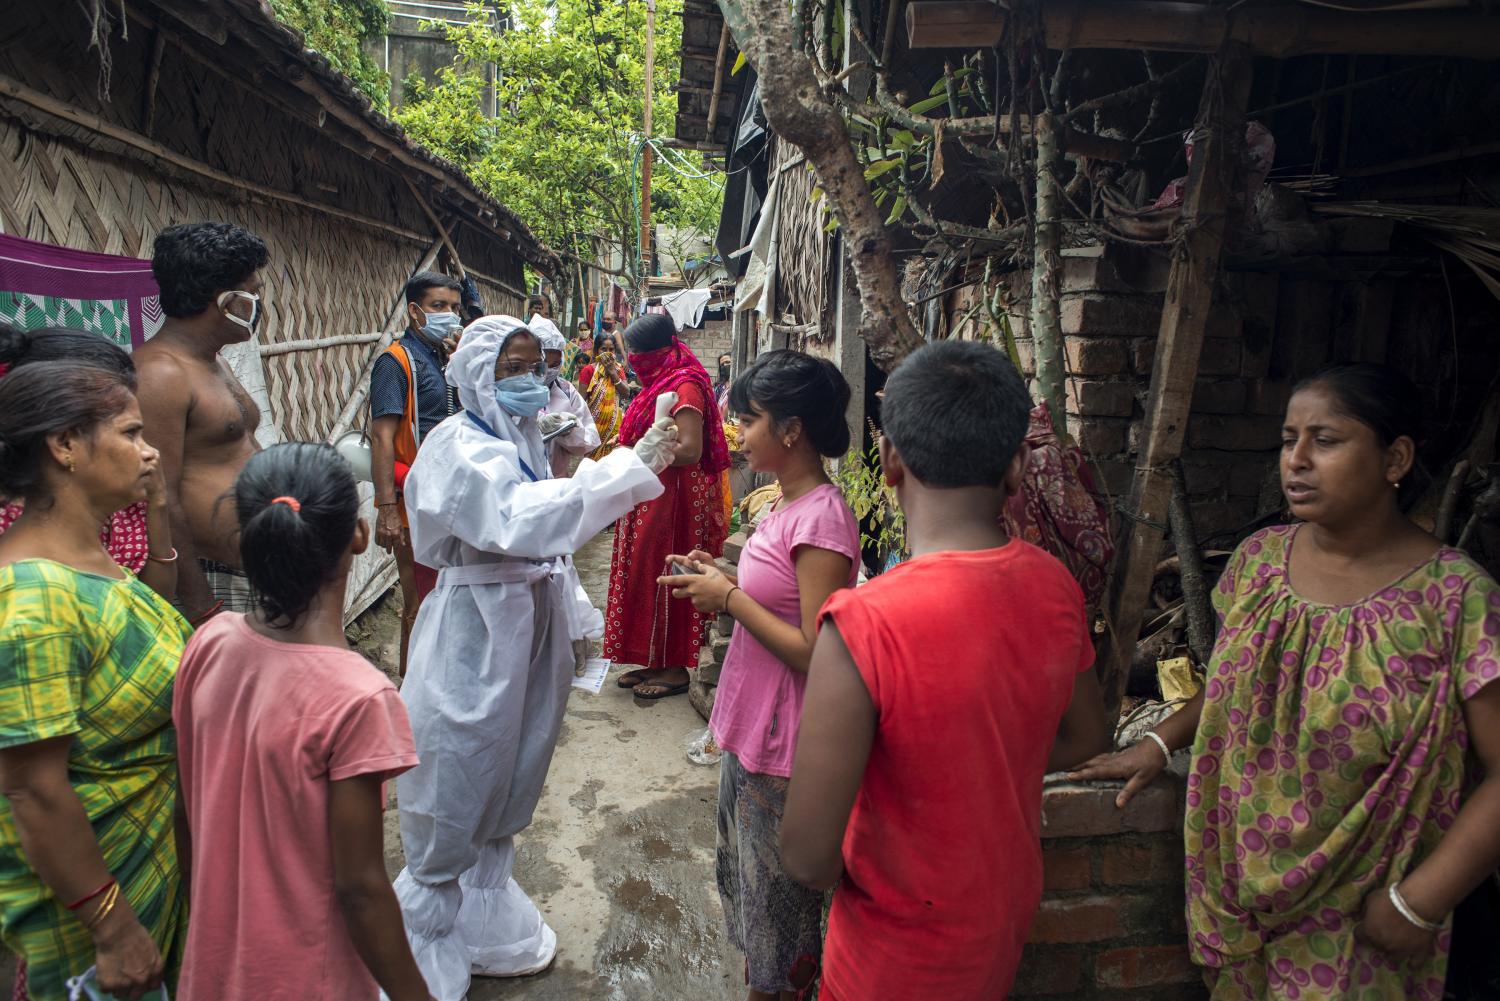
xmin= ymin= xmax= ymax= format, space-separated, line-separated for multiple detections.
xmin=617 ymin=670 xmax=650 ymax=689
xmin=632 ymin=680 xmax=690 ymax=701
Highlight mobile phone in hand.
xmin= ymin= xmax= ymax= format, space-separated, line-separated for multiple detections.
xmin=670 ymin=560 xmax=702 ymax=577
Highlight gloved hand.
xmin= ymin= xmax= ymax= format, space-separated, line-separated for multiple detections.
xmin=633 ymin=416 xmax=680 ymax=474
xmin=538 ymin=412 xmax=580 ymax=438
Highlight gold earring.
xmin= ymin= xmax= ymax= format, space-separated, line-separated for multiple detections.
xmin=66 ymin=457 xmax=76 ymax=473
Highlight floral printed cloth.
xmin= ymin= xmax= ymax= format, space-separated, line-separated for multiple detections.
xmin=1187 ymin=525 xmax=1500 ymax=1000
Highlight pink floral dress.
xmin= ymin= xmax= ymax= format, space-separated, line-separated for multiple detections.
xmin=1187 ymin=525 xmax=1500 ymax=1000
xmin=0 ymin=501 xmax=150 ymax=572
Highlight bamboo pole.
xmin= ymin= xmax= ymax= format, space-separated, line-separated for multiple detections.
xmin=641 ymin=0 xmax=657 ymax=291
xmin=402 ymin=175 xmax=468 ymax=279
xmin=259 ymin=332 xmax=385 ymax=357
xmin=705 ymin=24 xmax=732 ymax=146
xmin=1099 ymin=44 xmax=1255 ymax=715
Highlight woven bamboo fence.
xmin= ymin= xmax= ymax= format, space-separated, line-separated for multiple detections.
xmin=770 ymin=138 xmax=836 ymax=339
xmin=0 ymin=114 xmax=526 ymax=619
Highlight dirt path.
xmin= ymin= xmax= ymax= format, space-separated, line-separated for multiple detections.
xmin=379 ymin=531 xmax=741 ymax=1001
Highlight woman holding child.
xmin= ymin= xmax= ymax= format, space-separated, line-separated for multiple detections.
xmin=1074 ymin=364 xmax=1500 ymax=1000
xmin=662 ymin=350 xmax=861 ymax=1000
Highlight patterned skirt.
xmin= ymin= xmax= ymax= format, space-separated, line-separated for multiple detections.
xmin=716 ymin=752 xmax=825 ymax=996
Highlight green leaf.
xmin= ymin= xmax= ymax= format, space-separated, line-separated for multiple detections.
xmin=823 ymin=215 xmax=841 ymax=232
xmin=809 ymin=186 xmax=824 ymax=203
xmin=849 ymin=114 xmax=878 ymax=135
xmin=928 ymin=76 xmax=948 ymax=96
xmin=886 ymin=195 xmax=907 ymax=225
xmin=863 ymin=157 xmax=902 ymax=180
xmin=890 ymin=130 xmax=916 ymax=151
xmin=873 ymin=187 xmax=889 ymax=207
xmin=731 ymin=50 xmax=747 ymax=75
xmin=908 ymin=94 xmax=949 ymax=116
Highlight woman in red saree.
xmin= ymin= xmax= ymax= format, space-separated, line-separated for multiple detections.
xmin=605 ymin=315 xmax=730 ymax=700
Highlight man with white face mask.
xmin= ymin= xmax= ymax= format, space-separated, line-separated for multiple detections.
xmin=371 ymin=270 xmax=464 ymax=676
xmin=530 ymin=313 xmax=600 ymax=478
xmin=134 ymin=222 xmax=270 ymax=623
xmin=394 ymin=315 xmax=680 ymax=1000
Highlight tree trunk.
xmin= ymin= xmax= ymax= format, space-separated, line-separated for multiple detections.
xmin=717 ymin=0 xmax=926 ymax=373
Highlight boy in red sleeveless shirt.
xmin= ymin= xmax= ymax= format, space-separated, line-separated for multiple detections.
xmin=780 ymin=340 xmax=1111 ymax=1000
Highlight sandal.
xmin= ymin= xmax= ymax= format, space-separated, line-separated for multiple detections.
xmin=616 ymin=670 xmax=651 ymax=689
xmin=633 ymin=680 xmax=691 ymax=701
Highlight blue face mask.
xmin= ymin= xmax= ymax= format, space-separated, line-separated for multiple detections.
xmin=422 ymin=311 xmax=462 ymax=340
xmin=493 ymin=373 xmax=550 ymax=417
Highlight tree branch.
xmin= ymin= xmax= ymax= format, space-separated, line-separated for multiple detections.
xmin=718 ymin=0 xmax=925 ymax=371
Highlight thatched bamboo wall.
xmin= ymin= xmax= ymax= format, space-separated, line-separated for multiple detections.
xmin=770 ymin=137 xmax=835 ymax=338
xmin=0 ymin=0 xmax=544 ymax=617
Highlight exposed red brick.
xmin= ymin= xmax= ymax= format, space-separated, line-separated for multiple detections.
xmin=1027 ymin=895 xmax=1130 ymax=944
xmin=1185 ymin=415 xmax=1280 ymax=452
xmin=1196 ymin=337 xmax=1242 ymax=376
xmin=1098 ymin=838 xmax=1181 ymax=887
xmin=1096 ymin=945 xmax=1201 ymax=989
xmin=1067 ymin=417 xmax=1129 ymax=457
xmin=1011 ymin=945 xmax=1087 ymax=996
xmin=1065 ymin=379 xmax=1136 ymax=418
xmin=1064 ymin=337 xmax=1130 ymax=376
xmin=1190 ymin=378 xmax=1248 ymax=416
xmin=1042 ymin=846 xmax=1091 ymax=891
xmin=1040 ymin=778 xmax=1181 ymax=838
xmin=1060 ymin=293 xmax=1162 ymax=337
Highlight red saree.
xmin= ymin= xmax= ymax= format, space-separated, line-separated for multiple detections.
xmin=603 ymin=380 xmax=730 ymax=669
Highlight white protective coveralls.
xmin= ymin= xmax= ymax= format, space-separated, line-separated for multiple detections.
xmin=529 ymin=313 xmax=600 ymax=478
xmin=394 ymin=315 xmax=667 ymax=1000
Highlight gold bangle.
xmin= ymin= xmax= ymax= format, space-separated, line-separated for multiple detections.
xmin=83 ymin=881 xmax=122 ymax=931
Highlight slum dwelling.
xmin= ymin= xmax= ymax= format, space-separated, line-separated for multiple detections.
xmin=679 ymin=5 xmax=1500 ymax=995
xmin=0 ymin=0 xmax=557 ymax=616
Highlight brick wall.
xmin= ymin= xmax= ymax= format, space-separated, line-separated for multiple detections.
xmin=682 ymin=318 xmax=733 ymax=372
xmin=948 ymin=243 xmax=1314 ymax=543
xmin=1015 ymin=775 xmax=1205 ymax=1000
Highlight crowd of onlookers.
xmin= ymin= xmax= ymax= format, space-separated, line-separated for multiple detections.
xmin=0 ymin=220 xmax=1497 ymax=1001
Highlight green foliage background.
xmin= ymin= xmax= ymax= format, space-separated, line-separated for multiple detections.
xmin=269 ymin=0 xmax=392 ymax=111
xmin=269 ymin=0 xmax=724 ymax=276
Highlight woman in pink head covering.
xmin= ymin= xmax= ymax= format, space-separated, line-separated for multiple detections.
xmin=605 ymin=314 xmax=730 ymax=699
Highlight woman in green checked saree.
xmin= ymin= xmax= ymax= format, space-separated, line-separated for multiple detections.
xmin=0 ymin=362 xmax=189 ymax=1001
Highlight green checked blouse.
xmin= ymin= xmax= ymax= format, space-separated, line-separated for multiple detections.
xmin=0 ymin=560 xmax=190 ymax=1001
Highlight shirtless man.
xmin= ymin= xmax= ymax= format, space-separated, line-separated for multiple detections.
xmin=135 ymin=222 xmax=270 ymax=623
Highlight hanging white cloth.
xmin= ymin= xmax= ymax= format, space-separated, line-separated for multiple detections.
xmin=661 ymin=287 xmax=713 ymax=330
xmin=394 ymin=315 xmax=665 ymax=1000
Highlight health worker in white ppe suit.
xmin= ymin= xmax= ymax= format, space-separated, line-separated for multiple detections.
xmin=393 ymin=315 xmax=680 ymax=1000
xmin=529 ymin=313 xmax=599 ymax=478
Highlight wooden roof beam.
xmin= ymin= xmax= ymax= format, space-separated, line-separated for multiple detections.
xmin=906 ymin=1 xmax=1500 ymax=59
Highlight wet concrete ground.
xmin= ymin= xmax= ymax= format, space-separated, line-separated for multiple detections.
xmin=377 ymin=531 xmax=741 ymax=1001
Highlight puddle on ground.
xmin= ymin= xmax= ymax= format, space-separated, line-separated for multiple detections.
xmin=587 ymin=785 xmax=736 ymax=1001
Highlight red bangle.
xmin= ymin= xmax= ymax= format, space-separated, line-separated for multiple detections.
xmin=66 ymin=877 xmax=116 ymax=911
xmin=189 ymin=600 xmax=225 ymax=627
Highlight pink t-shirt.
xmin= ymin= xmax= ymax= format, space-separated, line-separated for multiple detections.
xmin=173 ymin=614 xmax=419 ymax=1001
xmin=710 ymin=483 xmax=859 ymax=777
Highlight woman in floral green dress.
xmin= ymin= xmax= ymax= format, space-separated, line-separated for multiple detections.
xmin=1073 ymin=364 xmax=1500 ymax=999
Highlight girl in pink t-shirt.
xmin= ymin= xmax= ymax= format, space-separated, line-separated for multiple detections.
xmin=661 ymin=351 xmax=859 ymax=1001
xmin=173 ymin=443 xmax=433 ymax=1001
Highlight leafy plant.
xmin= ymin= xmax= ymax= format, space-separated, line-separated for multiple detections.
xmin=268 ymin=0 xmax=391 ymax=111
xmin=390 ymin=0 xmax=723 ymax=275
xmin=831 ymin=429 xmax=907 ymax=564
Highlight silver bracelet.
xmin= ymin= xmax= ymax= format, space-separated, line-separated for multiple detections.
xmin=1143 ymin=731 xmax=1172 ymax=763
xmin=1388 ymin=883 xmax=1443 ymax=932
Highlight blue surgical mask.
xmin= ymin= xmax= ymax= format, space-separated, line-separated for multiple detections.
xmin=493 ymin=373 xmax=550 ymax=417
xmin=544 ymin=365 xmax=560 ymax=388
xmin=422 ymin=311 xmax=462 ymax=340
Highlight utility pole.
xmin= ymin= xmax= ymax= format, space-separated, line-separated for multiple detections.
xmin=640 ymin=0 xmax=656 ymax=294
